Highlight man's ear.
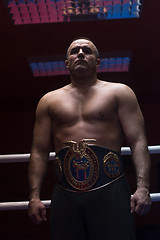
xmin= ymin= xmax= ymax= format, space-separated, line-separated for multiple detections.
xmin=65 ymin=60 xmax=68 ymax=69
xmin=96 ymin=58 xmax=100 ymax=68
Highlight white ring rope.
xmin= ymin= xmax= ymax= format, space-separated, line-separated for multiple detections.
xmin=0 ymin=145 xmax=160 ymax=163
xmin=0 ymin=193 xmax=160 ymax=211
xmin=0 ymin=200 xmax=51 ymax=211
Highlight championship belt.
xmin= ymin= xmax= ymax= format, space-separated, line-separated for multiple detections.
xmin=54 ymin=139 xmax=124 ymax=192
xmin=63 ymin=139 xmax=99 ymax=191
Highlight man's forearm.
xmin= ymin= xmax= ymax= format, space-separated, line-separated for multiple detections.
xmin=131 ymin=140 xmax=151 ymax=190
xmin=28 ymin=152 xmax=48 ymax=200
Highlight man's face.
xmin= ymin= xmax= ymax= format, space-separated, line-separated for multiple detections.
xmin=65 ymin=39 xmax=100 ymax=73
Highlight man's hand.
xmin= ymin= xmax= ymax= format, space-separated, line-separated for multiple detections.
xmin=28 ymin=199 xmax=47 ymax=224
xmin=130 ymin=187 xmax=151 ymax=215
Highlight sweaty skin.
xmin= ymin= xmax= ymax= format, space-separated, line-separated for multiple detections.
xmin=28 ymin=39 xmax=151 ymax=225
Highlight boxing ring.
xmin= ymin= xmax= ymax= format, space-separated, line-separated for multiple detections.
xmin=0 ymin=145 xmax=160 ymax=211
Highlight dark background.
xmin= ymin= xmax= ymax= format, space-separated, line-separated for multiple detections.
xmin=0 ymin=0 xmax=160 ymax=239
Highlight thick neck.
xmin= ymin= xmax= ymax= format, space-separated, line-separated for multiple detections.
xmin=70 ymin=72 xmax=98 ymax=91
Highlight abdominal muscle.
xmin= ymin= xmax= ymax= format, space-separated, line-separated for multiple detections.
xmin=53 ymin=119 xmax=124 ymax=153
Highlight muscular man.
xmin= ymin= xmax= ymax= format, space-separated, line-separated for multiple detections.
xmin=28 ymin=37 xmax=151 ymax=240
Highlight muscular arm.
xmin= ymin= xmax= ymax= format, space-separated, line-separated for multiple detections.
xmin=28 ymin=96 xmax=52 ymax=224
xmin=117 ymin=85 xmax=151 ymax=215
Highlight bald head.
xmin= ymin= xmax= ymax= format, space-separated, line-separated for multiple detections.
xmin=66 ymin=38 xmax=99 ymax=60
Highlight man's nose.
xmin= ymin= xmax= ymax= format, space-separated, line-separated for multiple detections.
xmin=78 ymin=49 xmax=85 ymax=58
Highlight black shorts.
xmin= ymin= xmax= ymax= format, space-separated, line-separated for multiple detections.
xmin=50 ymin=176 xmax=136 ymax=240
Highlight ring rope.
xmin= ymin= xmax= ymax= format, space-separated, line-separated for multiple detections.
xmin=0 ymin=193 xmax=160 ymax=211
xmin=0 ymin=200 xmax=51 ymax=211
xmin=0 ymin=145 xmax=160 ymax=163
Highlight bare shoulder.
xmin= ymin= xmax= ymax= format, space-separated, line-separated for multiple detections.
xmin=38 ymin=85 xmax=70 ymax=105
xmin=36 ymin=84 xmax=71 ymax=111
xmin=99 ymin=80 xmax=137 ymax=100
xmin=99 ymin=80 xmax=133 ymax=92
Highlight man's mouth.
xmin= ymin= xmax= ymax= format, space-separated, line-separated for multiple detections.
xmin=75 ymin=60 xmax=87 ymax=65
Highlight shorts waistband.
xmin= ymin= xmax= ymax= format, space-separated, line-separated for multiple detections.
xmin=53 ymin=140 xmax=124 ymax=192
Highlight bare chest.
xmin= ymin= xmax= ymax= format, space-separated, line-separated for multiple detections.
xmin=50 ymin=91 xmax=117 ymax=124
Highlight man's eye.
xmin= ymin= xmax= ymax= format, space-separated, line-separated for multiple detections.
xmin=84 ymin=48 xmax=92 ymax=54
xmin=70 ymin=49 xmax=78 ymax=54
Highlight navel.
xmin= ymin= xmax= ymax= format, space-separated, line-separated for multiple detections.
xmin=99 ymin=112 xmax=104 ymax=117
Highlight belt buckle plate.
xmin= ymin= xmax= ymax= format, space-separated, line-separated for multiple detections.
xmin=63 ymin=139 xmax=99 ymax=191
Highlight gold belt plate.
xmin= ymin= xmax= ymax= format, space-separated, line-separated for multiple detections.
xmin=63 ymin=139 xmax=99 ymax=190
xmin=103 ymin=152 xmax=121 ymax=178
